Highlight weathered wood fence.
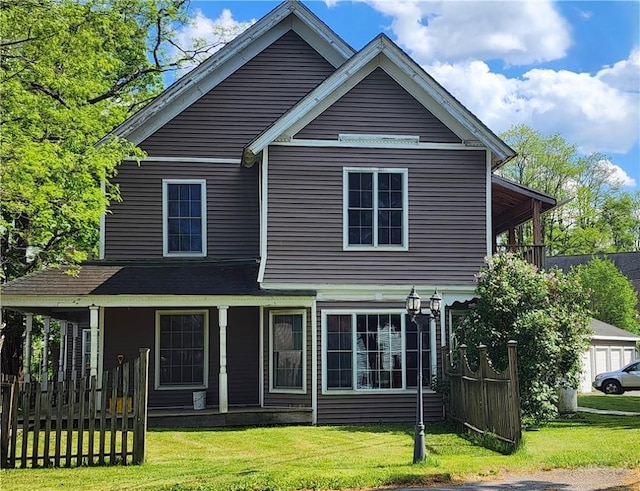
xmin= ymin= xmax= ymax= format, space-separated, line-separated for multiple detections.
xmin=443 ymin=341 xmax=521 ymax=447
xmin=1 ymin=348 xmax=149 ymax=469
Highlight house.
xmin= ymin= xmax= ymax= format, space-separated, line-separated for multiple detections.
xmin=579 ymin=319 xmax=640 ymax=393
xmin=0 ymin=1 xmax=555 ymax=426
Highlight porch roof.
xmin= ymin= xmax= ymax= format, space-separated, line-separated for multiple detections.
xmin=0 ymin=259 xmax=311 ymax=297
xmin=492 ymin=175 xmax=557 ymax=234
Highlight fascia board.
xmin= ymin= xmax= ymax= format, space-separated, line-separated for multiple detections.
xmin=379 ymin=40 xmax=515 ymax=164
xmin=592 ymin=335 xmax=640 ymax=342
xmin=103 ymin=2 xmax=353 ymax=146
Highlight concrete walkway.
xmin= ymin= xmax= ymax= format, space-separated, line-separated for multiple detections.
xmin=577 ymin=406 xmax=640 ymax=416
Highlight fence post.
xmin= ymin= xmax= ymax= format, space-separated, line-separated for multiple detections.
xmin=507 ymin=340 xmax=521 ymax=444
xmin=1 ymin=379 xmax=15 ymax=468
xmin=478 ymin=345 xmax=489 ymax=432
xmin=458 ymin=345 xmax=468 ymax=424
xmin=133 ymin=348 xmax=149 ymax=465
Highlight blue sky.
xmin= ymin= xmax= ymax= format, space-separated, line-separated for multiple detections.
xmin=182 ymin=1 xmax=639 ymax=191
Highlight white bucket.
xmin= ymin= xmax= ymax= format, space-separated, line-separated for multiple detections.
xmin=193 ymin=391 xmax=207 ymax=410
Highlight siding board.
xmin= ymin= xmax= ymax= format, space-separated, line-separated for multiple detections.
xmin=105 ymin=160 xmax=259 ymax=259
xmin=296 ymin=68 xmax=461 ymax=143
xmin=264 ymin=146 xmax=487 ymax=285
xmin=140 ymin=31 xmax=335 ymax=158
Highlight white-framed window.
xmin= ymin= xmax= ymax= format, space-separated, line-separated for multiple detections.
xmin=343 ymin=168 xmax=408 ymax=250
xmin=81 ymin=328 xmax=100 ymax=378
xmin=162 ymin=179 xmax=207 ymax=257
xmin=323 ymin=311 xmax=431 ymax=393
xmin=155 ymin=310 xmax=209 ymax=390
xmin=269 ymin=310 xmax=306 ymax=393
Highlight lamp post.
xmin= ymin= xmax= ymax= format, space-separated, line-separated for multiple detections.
xmin=405 ymin=286 xmax=441 ymax=464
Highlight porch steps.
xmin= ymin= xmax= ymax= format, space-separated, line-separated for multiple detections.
xmin=148 ymin=406 xmax=313 ymax=428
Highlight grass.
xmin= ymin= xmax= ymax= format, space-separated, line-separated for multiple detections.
xmin=578 ymin=394 xmax=640 ymax=413
xmin=1 ymin=412 xmax=639 ymax=491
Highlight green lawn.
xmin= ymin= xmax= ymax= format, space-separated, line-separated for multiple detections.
xmin=578 ymin=394 xmax=640 ymax=413
xmin=1 ymin=413 xmax=639 ymax=491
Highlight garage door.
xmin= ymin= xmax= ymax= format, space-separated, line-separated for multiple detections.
xmin=595 ymin=348 xmax=608 ymax=374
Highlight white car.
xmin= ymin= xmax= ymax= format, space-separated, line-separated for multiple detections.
xmin=593 ymin=360 xmax=640 ymax=394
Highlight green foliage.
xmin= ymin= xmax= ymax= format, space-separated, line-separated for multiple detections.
xmin=499 ymin=125 xmax=640 ymax=255
xmin=570 ymin=257 xmax=640 ymax=335
xmin=455 ymin=253 xmax=591 ymax=426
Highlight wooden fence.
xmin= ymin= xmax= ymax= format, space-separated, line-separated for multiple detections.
xmin=0 ymin=348 xmax=149 ymax=469
xmin=443 ymin=341 xmax=521 ymax=447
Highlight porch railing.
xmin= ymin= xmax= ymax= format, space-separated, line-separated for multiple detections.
xmin=496 ymin=244 xmax=546 ymax=270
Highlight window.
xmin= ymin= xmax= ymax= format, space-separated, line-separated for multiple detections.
xmin=162 ymin=179 xmax=206 ymax=257
xmin=270 ymin=311 xmax=306 ymax=392
xmin=344 ymin=168 xmax=408 ymax=249
xmin=155 ymin=311 xmax=208 ymax=389
xmin=81 ymin=328 xmax=100 ymax=378
xmin=324 ymin=312 xmax=431 ymax=391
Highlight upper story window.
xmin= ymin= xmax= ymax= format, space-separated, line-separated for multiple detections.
xmin=343 ymin=168 xmax=408 ymax=250
xmin=162 ymin=179 xmax=207 ymax=257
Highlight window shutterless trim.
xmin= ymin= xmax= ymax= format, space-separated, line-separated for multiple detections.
xmin=154 ymin=309 xmax=209 ymax=391
xmin=269 ymin=309 xmax=307 ymax=394
xmin=342 ymin=168 xmax=409 ymax=251
xmin=162 ymin=179 xmax=207 ymax=257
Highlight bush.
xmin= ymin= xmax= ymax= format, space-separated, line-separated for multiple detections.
xmin=455 ymin=253 xmax=591 ymax=426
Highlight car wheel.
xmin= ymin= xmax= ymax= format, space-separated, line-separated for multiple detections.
xmin=602 ymin=379 xmax=623 ymax=395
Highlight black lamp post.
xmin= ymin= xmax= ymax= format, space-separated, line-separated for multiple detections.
xmin=405 ymin=286 xmax=442 ymax=464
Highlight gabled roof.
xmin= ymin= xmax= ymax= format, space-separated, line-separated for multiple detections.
xmin=243 ymin=34 xmax=516 ymax=168
xmin=103 ymin=0 xmax=354 ymax=146
xmin=590 ymin=318 xmax=640 ymax=341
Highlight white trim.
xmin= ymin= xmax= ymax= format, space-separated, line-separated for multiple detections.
xmin=321 ymin=308 xmax=435 ymax=395
xmin=592 ymin=335 xmax=640 ymax=342
xmin=1 ymin=294 xmax=316 ymax=308
xmin=311 ymin=300 xmax=318 ymax=425
xmin=338 ymin=133 xmax=420 ymax=144
xmin=98 ymin=307 xmax=105 ymax=389
xmin=218 ymin=306 xmax=229 ymax=413
xmin=271 ymin=139 xmax=473 ymax=151
xmin=342 ymin=167 xmax=409 ymax=250
xmin=268 ymin=309 xmax=307 ymax=394
xmin=162 ymin=179 xmax=207 ymax=258
xmin=124 ymin=156 xmax=242 ymax=164
xmin=259 ymin=306 xmax=265 ymax=407
xmin=486 ymin=150 xmax=492 ymax=257
xmin=105 ymin=1 xmax=353 ymax=145
xmin=258 ymin=147 xmax=269 ymax=283
xmin=89 ymin=307 xmax=99 ymax=378
xmin=154 ymin=309 xmax=210 ymax=391
xmin=429 ymin=316 xmax=437 ymax=384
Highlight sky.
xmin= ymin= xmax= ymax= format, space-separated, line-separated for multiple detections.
xmin=181 ymin=0 xmax=640 ymax=191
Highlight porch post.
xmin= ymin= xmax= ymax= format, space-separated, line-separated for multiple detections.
xmin=218 ymin=306 xmax=229 ymax=414
xmin=23 ymin=313 xmax=33 ymax=383
xmin=62 ymin=322 xmax=70 ymax=380
xmin=532 ymin=199 xmax=542 ymax=244
xmin=71 ymin=322 xmax=78 ymax=381
xmin=42 ymin=316 xmax=51 ymax=390
xmin=508 ymin=225 xmax=516 ymax=249
xmin=89 ymin=306 xmax=99 ymax=378
xmin=58 ymin=320 xmax=67 ymax=382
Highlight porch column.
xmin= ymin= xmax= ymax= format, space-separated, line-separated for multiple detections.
xmin=71 ymin=322 xmax=78 ymax=381
xmin=218 ymin=306 xmax=229 ymax=414
xmin=508 ymin=225 xmax=516 ymax=249
xmin=532 ymin=199 xmax=542 ymax=245
xmin=58 ymin=320 xmax=67 ymax=382
xmin=23 ymin=313 xmax=33 ymax=383
xmin=42 ymin=316 xmax=51 ymax=390
xmin=89 ymin=306 xmax=99 ymax=378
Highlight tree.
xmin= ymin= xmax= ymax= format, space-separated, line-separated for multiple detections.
xmin=455 ymin=253 xmax=591 ymax=426
xmin=498 ymin=124 xmax=640 ymax=255
xmin=0 ymin=0 xmax=241 ymax=374
xmin=570 ymin=257 xmax=640 ymax=335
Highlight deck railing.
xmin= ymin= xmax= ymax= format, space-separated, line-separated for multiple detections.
xmin=496 ymin=244 xmax=546 ymax=270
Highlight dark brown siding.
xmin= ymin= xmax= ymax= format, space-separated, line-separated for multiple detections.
xmin=104 ymin=160 xmax=259 ymax=259
xmin=228 ymin=307 xmax=260 ymax=406
xmin=103 ymin=306 xmax=260 ymax=409
xmin=296 ymin=68 xmax=461 ymax=143
xmin=316 ymin=301 xmax=443 ymax=425
xmin=263 ymin=307 xmax=313 ymax=408
xmin=264 ymin=146 xmax=487 ymax=285
xmin=140 ymin=31 xmax=335 ymax=158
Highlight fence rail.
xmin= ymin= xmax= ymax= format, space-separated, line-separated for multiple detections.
xmin=443 ymin=342 xmax=521 ymax=447
xmin=0 ymin=348 xmax=149 ymax=469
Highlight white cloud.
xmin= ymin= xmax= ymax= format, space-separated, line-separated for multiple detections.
xmin=596 ymin=48 xmax=640 ymax=93
xmin=427 ymin=50 xmax=640 ymax=156
xmin=358 ymin=0 xmax=571 ymax=65
xmin=173 ymin=9 xmax=255 ymax=69
xmin=596 ymin=159 xmax=637 ymax=188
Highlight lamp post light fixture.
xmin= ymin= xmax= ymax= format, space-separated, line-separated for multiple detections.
xmin=405 ymin=286 xmax=442 ymax=464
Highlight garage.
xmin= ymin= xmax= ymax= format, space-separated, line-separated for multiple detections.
xmin=579 ymin=318 xmax=640 ymax=393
